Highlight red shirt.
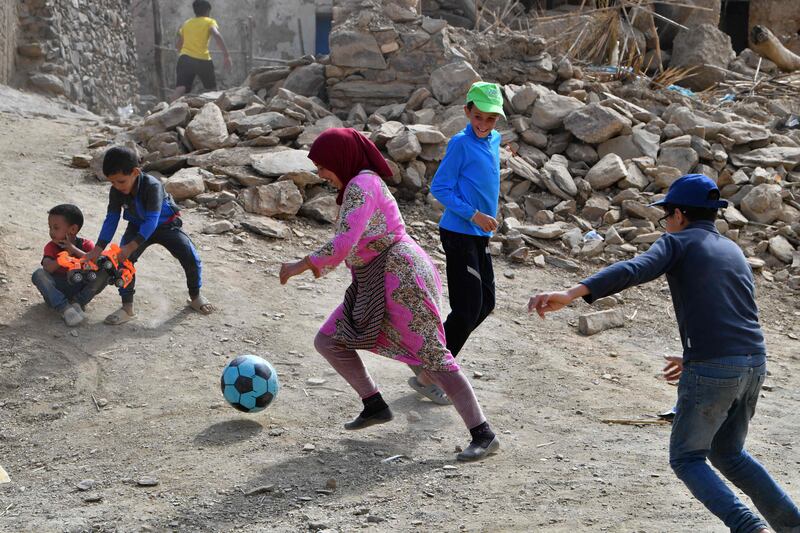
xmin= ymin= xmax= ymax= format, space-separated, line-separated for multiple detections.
xmin=42 ymin=237 xmax=95 ymax=276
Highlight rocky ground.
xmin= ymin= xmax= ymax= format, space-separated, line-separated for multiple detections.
xmin=0 ymin=92 xmax=799 ymax=533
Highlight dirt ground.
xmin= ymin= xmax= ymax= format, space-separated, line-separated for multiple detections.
xmin=0 ymin=99 xmax=798 ymax=533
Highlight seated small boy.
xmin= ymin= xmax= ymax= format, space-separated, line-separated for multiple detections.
xmin=83 ymin=146 xmax=214 ymax=325
xmin=32 ymin=204 xmax=108 ymax=326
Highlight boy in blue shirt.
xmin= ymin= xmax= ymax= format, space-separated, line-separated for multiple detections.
xmin=83 ymin=146 xmax=214 ymax=325
xmin=529 ymin=175 xmax=800 ymax=533
xmin=411 ymin=82 xmax=503 ymax=404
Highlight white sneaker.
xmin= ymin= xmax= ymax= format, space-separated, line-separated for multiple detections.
xmin=62 ymin=305 xmax=85 ymax=327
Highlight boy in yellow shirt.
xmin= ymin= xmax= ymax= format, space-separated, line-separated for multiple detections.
xmin=170 ymin=0 xmax=231 ymax=101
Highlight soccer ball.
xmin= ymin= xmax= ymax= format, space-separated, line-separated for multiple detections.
xmin=220 ymin=355 xmax=279 ymax=413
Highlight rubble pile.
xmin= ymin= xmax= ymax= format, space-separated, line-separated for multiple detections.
xmin=75 ymin=5 xmax=800 ymax=290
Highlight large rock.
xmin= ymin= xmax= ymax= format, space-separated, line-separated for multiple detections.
xmin=299 ymin=194 xmax=339 ymax=223
xmin=407 ymin=124 xmax=446 ymax=144
xmin=586 ymin=153 xmax=628 ymax=190
xmin=229 ymin=112 xmax=298 ymax=135
xmin=216 ymin=87 xmax=256 ymax=111
xmin=386 ymin=131 xmax=422 ymax=163
xmin=531 ymin=91 xmax=584 ymax=130
xmin=663 ymin=105 xmax=722 ymax=137
xmin=188 ymin=147 xmax=279 ymax=168
xmin=241 ymin=181 xmax=303 ymax=218
xmin=251 ymin=150 xmax=316 ymax=177
xmin=29 ymin=73 xmax=66 ymax=95
xmin=240 ymin=216 xmax=290 ymax=239
xmin=282 ymin=63 xmax=326 ymax=98
xmin=564 ymin=103 xmax=631 ymax=144
xmin=329 ymin=30 xmax=386 ymax=70
xmin=542 ymin=156 xmax=577 ymax=200
xmin=430 ymin=61 xmax=481 ymax=105
xmin=186 ymin=103 xmax=228 ymax=150
xmin=632 ymin=126 xmax=660 ymax=160
xmin=144 ymin=102 xmax=191 ymax=131
xmin=730 ymin=147 xmax=800 ymax=170
xmin=740 ymin=184 xmax=783 ymax=224
xmin=597 ymin=135 xmax=643 ymax=161
xmin=718 ymin=121 xmax=771 ymax=146
xmin=658 ymin=146 xmax=698 ymax=175
xmin=517 ymin=222 xmax=571 ymax=239
xmin=768 ymin=235 xmax=795 ymax=264
xmin=165 ymin=168 xmax=209 ymax=201
xmin=670 ymin=24 xmax=735 ymax=90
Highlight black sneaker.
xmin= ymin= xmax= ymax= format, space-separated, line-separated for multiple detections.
xmin=456 ymin=436 xmax=500 ymax=462
xmin=344 ymin=407 xmax=393 ymax=430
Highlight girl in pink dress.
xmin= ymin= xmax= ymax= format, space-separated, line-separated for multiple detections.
xmin=279 ymin=128 xmax=499 ymax=461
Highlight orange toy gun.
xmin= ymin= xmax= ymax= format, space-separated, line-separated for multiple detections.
xmin=57 ymin=244 xmax=136 ymax=289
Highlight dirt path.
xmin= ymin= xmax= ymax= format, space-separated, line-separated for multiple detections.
xmin=0 ymin=108 xmax=798 ymax=533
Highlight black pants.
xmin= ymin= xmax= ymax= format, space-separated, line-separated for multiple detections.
xmin=440 ymin=227 xmax=495 ymax=357
xmin=120 ymin=218 xmax=202 ymax=304
xmin=176 ymin=54 xmax=216 ymax=91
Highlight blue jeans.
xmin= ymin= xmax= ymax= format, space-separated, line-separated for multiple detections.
xmin=31 ymin=268 xmax=107 ymax=311
xmin=670 ymin=355 xmax=800 ymax=533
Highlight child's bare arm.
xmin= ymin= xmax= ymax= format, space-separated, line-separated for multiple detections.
xmin=211 ymin=26 xmax=231 ymax=69
xmin=176 ymin=32 xmax=183 ymax=51
xmin=42 ymin=257 xmax=59 ymax=274
xmin=527 ymin=284 xmax=590 ymax=318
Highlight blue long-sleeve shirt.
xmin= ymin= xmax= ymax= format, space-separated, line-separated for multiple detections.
xmin=430 ymin=124 xmax=501 ymax=237
xmin=97 ymin=173 xmax=179 ymax=248
xmin=580 ymin=220 xmax=765 ymax=361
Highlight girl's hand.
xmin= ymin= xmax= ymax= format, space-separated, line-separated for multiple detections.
xmin=527 ymin=291 xmax=573 ymax=318
xmin=279 ymin=259 xmax=309 ymax=285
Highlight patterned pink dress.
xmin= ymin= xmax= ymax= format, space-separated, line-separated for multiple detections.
xmin=308 ymin=171 xmax=459 ymax=372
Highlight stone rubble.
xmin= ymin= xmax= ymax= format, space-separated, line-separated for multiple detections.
xmin=78 ymin=1 xmax=798 ymax=290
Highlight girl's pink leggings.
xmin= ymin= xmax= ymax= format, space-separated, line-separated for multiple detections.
xmin=314 ymin=331 xmax=486 ymax=429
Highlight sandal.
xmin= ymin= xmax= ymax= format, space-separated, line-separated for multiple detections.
xmin=104 ymin=307 xmax=136 ymax=325
xmin=188 ymin=295 xmax=214 ymax=315
xmin=408 ymin=376 xmax=452 ymax=405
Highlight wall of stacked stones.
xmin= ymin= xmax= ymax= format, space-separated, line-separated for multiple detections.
xmin=16 ymin=0 xmax=138 ymax=113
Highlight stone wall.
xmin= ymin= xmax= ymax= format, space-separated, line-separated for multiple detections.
xmin=0 ymin=0 xmax=16 ymax=84
xmin=133 ymin=0 xmax=320 ymax=98
xmin=750 ymin=0 xmax=800 ymax=55
xmin=15 ymin=0 xmax=138 ymax=113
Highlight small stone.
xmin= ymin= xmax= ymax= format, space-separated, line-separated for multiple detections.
xmin=578 ymin=308 xmax=625 ymax=336
xmin=326 ymin=478 xmax=337 ymax=490
xmin=367 ymin=515 xmax=385 ymax=523
xmin=303 ymin=443 xmax=316 ymax=451
xmin=407 ymin=410 xmax=422 ymax=422
xmin=137 ymin=477 xmax=159 ymax=487
xmin=306 ymin=378 xmax=327 ymax=386
xmin=268 ymin=428 xmax=284 ymax=436
xmin=244 ymin=484 xmax=275 ymax=496
xmin=76 ymin=479 xmax=95 ymax=491
xmin=473 ymin=371 xmax=484 ymax=379
xmin=82 ymin=494 xmax=103 ymax=503
xmin=96 ymin=398 xmax=108 ymax=408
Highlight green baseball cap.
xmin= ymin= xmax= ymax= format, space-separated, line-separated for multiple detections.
xmin=466 ymin=82 xmax=505 ymax=118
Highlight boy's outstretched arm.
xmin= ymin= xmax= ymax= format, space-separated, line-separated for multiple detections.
xmin=528 ymin=284 xmax=590 ymax=318
xmin=210 ymin=26 xmax=232 ymax=70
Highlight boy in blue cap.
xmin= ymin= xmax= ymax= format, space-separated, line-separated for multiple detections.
xmin=411 ymin=82 xmax=504 ymax=404
xmin=528 ymin=174 xmax=800 ymax=533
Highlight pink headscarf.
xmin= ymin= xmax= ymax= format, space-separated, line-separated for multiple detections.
xmin=308 ymin=128 xmax=394 ymax=205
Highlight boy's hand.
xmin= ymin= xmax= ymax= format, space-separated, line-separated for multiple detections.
xmin=527 ymin=284 xmax=590 ymax=319
xmin=57 ymin=240 xmax=81 ymax=256
xmin=528 ymin=291 xmax=573 ymax=318
xmin=472 ymin=211 xmax=498 ymax=233
xmin=223 ymin=54 xmax=232 ymax=72
xmin=117 ymin=242 xmax=138 ymax=263
xmin=82 ymin=247 xmax=102 ymax=265
xmin=663 ymin=355 xmax=683 ymax=382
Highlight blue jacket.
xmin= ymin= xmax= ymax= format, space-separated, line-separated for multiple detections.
xmin=430 ymin=124 xmax=501 ymax=237
xmin=581 ymin=220 xmax=765 ymax=361
xmin=97 ymin=173 xmax=179 ymax=247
